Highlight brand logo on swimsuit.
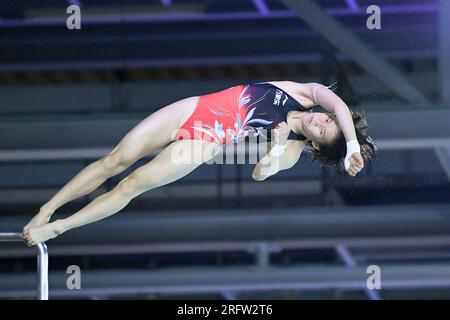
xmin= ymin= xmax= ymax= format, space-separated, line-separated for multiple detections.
xmin=273 ymin=89 xmax=283 ymax=106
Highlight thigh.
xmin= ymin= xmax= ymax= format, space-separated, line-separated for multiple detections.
xmin=129 ymin=140 xmax=221 ymax=192
xmin=110 ymin=96 xmax=200 ymax=164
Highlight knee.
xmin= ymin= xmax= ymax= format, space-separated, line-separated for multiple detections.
xmin=101 ymin=152 xmax=130 ymax=173
xmin=117 ymin=176 xmax=141 ymax=196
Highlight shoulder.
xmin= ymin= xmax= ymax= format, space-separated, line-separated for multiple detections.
xmin=275 ymin=81 xmax=321 ymax=108
xmin=266 ymin=81 xmax=327 ymax=108
xmin=263 ymin=80 xmax=319 ymax=93
xmin=283 ymin=81 xmax=326 ymax=95
xmin=287 ymin=81 xmax=329 ymax=107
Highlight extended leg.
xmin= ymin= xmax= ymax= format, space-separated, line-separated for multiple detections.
xmin=23 ymin=97 xmax=198 ymax=232
xmin=24 ymin=140 xmax=220 ymax=246
xmin=23 ymin=138 xmax=149 ymax=232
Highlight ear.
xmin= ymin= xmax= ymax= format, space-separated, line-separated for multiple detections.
xmin=312 ymin=141 xmax=320 ymax=150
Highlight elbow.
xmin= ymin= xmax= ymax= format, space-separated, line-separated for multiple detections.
xmin=252 ymin=173 xmax=267 ymax=182
xmin=251 ymin=173 xmax=262 ymax=181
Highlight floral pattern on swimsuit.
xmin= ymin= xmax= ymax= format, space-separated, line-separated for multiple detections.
xmin=192 ymin=84 xmax=276 ymax=144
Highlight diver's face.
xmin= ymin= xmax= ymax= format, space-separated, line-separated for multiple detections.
xmin=302 ymin=112 xmax=340 ymax=148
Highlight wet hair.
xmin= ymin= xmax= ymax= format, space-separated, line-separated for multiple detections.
xmin=305 ymin=110 xmax=377 ymax=172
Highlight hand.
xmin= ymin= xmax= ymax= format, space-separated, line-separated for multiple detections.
xmin=273 ymin=122 xmax=290 ymax=145
xmin=346 ymin=153 xmax=364 ymax=177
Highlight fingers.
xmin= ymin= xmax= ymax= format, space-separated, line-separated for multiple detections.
xmin=352 ymin=154 xmax=364 ymax=166
xmin=349 ymin=158 xmax=364 ymax=172
xmin=348 ymin=165 xmax=363 ymax=177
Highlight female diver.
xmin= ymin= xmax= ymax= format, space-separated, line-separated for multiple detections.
xmin=22 ymin=81 xmax=376 ymax=246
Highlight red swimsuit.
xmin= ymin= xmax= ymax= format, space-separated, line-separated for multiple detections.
xmin=176 ymin=83 xmax=309 ymax=145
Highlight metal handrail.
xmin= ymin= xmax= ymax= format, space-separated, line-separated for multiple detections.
xmin=0 ymin=232 xmax=48 ymax=300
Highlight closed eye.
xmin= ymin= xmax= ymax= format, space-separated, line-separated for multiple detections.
xmin=322 ymin=117 xmax=334 ymax=135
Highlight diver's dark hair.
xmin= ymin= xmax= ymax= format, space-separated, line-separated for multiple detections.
xmin=305 ymin=110 xmax=377 ymax=172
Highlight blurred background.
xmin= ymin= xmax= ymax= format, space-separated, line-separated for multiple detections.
xmin=0 ymin=0 xmax=450 ymax=300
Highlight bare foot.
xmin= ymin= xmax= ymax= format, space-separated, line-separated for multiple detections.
xmin=23 ymin=208 xmax=53 ymax=233
xmin=23 ymin=221 xmax=63 ymax=246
